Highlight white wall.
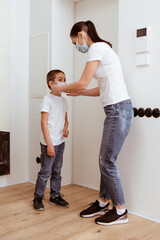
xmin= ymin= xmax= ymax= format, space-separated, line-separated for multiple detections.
xmin=0 ymin=0 xmax=10 ymax=132
xmin=29 ymin=0 xmax=74 ymax=186
xmin=0 ymin=0 xmax=29 ymax=187
xmin=72 ymin=0 xmax=119 ymax=189
xmin=118 ymin=0 xmax=160 ymax=222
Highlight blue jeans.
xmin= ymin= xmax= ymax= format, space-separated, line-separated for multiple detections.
xmin=99 ymin=99 xmax=133 ymax=206
xmin=34 ymin=142 xmax=65 ymax=198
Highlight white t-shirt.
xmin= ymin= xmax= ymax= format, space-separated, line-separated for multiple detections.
xmin=87 ymin=42 xmax=130 ymax=107
xmin=40 ymin=94 xmax=68 ymax=146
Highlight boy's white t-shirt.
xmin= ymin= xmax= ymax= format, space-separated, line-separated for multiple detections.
xmin=40 ymin=94 xmax=68 ymax=146
xmin=87 ymin=42 xmax=130 ymax=107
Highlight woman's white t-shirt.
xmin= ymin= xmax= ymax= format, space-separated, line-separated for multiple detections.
xmin=87 ymin=42 xmax=130 ymax=107
xmin=40 ymin=94 xmax=68 ymax=146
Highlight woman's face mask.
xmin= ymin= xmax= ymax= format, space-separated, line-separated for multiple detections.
xmin=76 ymin=37 xmax=89 ymax=53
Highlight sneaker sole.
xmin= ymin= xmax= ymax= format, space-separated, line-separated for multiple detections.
xmin=80 ymin=208 xmax=108 ymax=218
xmin=96 ymin=218 xmax=129 ymax=226
xmin=33 ymin=207 xmax=44 ymax=211
xmin=49 ymin=201 xmax=69 ymax=208
xmin=81 ymin=211 xmax=106 ymax=218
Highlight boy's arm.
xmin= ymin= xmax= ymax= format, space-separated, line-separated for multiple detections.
xmin=63 ymin=112 xmax=69 ymax=138
xmin=41 ymin=112 xmax=55 ymax=157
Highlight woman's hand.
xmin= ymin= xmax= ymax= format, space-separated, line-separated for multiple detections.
xmin=66 ymin=92 xmax=80 ymax=97
xmin=47 ymin=144 xmax=55 ymax=157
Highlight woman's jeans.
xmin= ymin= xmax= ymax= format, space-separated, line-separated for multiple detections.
xmin=34 ymin=142 xmax=65 ymax=199
xmin=99 ymin=99 xmax=134 ymax=206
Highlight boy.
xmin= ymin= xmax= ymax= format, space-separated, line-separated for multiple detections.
xmin=33 ymin=69 xmax=69 ymax=211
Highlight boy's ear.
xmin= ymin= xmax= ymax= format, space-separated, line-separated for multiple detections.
xmin=48 ymin=80 xmax=54 ymax=89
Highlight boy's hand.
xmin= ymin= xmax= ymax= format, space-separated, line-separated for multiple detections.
xmin=47 ymin=144 xmax=55 ymax=157
xmin=63 ymin=128 xmax=69 ymax=138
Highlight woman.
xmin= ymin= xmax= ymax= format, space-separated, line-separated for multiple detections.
xmin=51 ymin=20 xmax=134 ymax=226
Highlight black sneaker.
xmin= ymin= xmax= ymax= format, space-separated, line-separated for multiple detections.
xmin=80 ymin=200 xmax=109 ymax=218
xmin=95 ymin=207 xmax=129 ymax=225
xmin=33 ymin=197 xmax=44 ymax=211
xmin=49 ymin=194 xmax=69 ymax=208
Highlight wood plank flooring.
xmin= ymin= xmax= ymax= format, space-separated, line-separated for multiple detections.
xmin=0 ymin=183 xmax=159 ymax=240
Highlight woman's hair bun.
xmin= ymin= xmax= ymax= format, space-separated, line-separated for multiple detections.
xmin=86 ymin=20 xmax=92 ymax=26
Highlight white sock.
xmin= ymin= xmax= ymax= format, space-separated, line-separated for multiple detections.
xmin=98 ymin=199 xmax=108 ymax=207
xmin=116 ymin=208 xmax=126 ymax=215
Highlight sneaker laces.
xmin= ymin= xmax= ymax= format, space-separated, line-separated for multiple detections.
xmin=36 ymin=197 xmax=43 ymax=204
xmin=33 ymin=195 xmax=45 ymax=201
xmin=103 ymin=208 xmax=116 ymax=220
xmin=87 ymin=200 xmax=100 ymax=210
xmin=57 ymin=193 xmax=65 ymax=201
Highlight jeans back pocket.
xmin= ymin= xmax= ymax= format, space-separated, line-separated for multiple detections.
xmin=120 ymin=101 xmax=134 ymax=120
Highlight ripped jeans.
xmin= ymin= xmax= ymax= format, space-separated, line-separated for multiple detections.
xmin=99 ymin=99 xmax=133 ymax=206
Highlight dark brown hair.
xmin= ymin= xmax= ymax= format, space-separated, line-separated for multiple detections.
xmin=47 ymin=69 xmax=64 ymax=89
xmin=70 ymin=20 xmax=112 ymax=48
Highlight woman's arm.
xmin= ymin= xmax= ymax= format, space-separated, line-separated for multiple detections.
xmin=67 ymin=87 xmax=100 ymax=97
xmin=51 ymin=60 xmax=99 ymax=94
xmin=41 ymin=112 xmax=55 ymax=157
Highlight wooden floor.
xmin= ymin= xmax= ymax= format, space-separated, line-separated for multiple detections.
xmin=0 ymin=183 xmax=160 ymax=240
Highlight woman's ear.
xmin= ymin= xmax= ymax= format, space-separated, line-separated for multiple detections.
xmin=77 ymin=31 xmax=83 ymax=39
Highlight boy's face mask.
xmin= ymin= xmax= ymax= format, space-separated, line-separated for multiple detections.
xmin=57 ymin=82 xmax=66 ymax=86
xmin=57 ymin=82 xmax=66 ymax=94
xmin=76 ymin=37 xmax=89 ymax=53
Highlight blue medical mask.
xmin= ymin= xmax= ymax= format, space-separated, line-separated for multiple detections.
xmin=57 ymin=82 xmax=66 ymax=86
xmin=76 ymin=37 xmax=89 ymax=53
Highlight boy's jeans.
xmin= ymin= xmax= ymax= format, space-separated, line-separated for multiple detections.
xmin=34 ymin=142 xmax=65 ymax=199
xmin=99 ymin=99 xmax=134 ymax=206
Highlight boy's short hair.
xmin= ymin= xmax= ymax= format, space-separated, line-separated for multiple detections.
xmin=47 ymin=69 xmax=64 ymax=89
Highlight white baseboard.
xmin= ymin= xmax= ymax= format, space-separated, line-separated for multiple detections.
xmin=128 ymin=211 xmax=160 ymax=223
xmin=28 ymin=181 xmax=72 ymax=188
xmin=0 ymin=180 xmax=27 ymax=188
